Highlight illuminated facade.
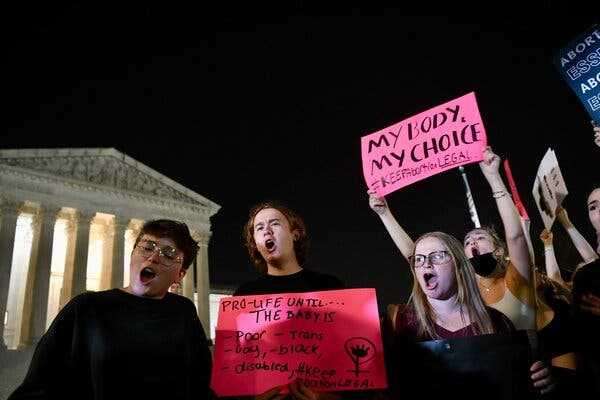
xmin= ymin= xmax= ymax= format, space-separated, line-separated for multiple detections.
xmin=0 ymin=148 xmax=220 ymax=349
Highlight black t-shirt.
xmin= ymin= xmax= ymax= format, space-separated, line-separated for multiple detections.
xmin=537 ymin=299 xmax=576 ymax=359
xmin=10 ymin=289 xmax=212 ymax=400
xmin=233 ymin=268 xmax=344 ymax=296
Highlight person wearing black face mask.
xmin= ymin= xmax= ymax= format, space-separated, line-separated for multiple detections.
xmin=469 ymin=249 xmax=499 ymax=277
xmin=462 ymin=225 xmax=536 ymax=331
xmin=370 ymin=148 xmax=536 ymax=330
xmin=464 ymin=150 xmax=578 ymax=388
xmin=462 ymin=148 xmax=536 ymax=331
xmin=368 ymin=148 xmax=536 ymax=331
xmin=369 ymin=148 xmax=578 ymax=339
xmin=369 ymin=147 xmax=577 ymax=394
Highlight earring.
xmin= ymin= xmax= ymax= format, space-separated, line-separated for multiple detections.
xmin=170 ymin=281 xmax=182 ymax=291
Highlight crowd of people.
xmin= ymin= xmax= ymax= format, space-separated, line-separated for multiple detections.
xmin=7 ymin=129 xmax=600 ymax=399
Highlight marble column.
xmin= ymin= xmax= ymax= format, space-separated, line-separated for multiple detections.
xmin=59 ymin=215 xmax=78 ymax=309
xmin=0 ymin=200 xmax=20 ymax=349
xmin=181 ymin=257 xmax=195 ymax=302
xmin=192 ymin=230 xmax=211 ymax=338
xmin=12 ymin=208 xmax=42 ymax=348
xmin=123 ymin=220 xmax=143 ymax=287
xmin=70 ymin=210 xmax=95 ymax=298
xmin=26 ymin=206 xmax=61 ymax=344
xmin=110 ymin=216 xmax=128 ymax=289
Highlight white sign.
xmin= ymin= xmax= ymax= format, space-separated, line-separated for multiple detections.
xmin=531 ymin=148 xmax=568 ymax=230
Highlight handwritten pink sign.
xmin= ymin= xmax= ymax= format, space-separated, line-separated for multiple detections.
xmin=210 ymin=288 xmax=387 ymax=397
xmin=361 ymin=92 xmax=488 ymax=196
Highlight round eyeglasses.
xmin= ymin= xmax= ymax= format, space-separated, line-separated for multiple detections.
xmin=408 ymin=250 xmax=451 ymax=268
xmin=135 ymin=240 xmax=182 ymax=267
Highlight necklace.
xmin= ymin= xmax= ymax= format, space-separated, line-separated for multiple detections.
xmin=479 ymin=279 xmax=495 ymax=292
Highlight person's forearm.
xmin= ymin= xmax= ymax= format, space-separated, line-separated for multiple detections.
xmin=543 ymin=244 xmax=565 ymax=285
xmin=379 ymin=212 xmax=415 ymax=262
xmin=486 ymin=174 xmax=532 ymax=280
xmin=486 ymin=175 xmax=523 ymax=241
xmin=563 ymin=225 xmax=599 ymax=262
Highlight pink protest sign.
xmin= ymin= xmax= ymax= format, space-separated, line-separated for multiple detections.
xmin=361 ymin=92 xmax=488 ymax=196
xmin=210 ymin=288 xmax=387 ymax=397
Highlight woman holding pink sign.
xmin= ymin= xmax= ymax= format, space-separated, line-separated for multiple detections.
xmin=383 ymin=231 xmax=555 ymax=398
xmin=370 ymin=147 xmax=537 ymax=330
xmin=370 ymin=147 xmax=575 ymax=394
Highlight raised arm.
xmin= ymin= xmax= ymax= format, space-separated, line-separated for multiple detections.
xmin=368 ymin=193 xmax=415 ymax=262
xmin=479 ymin=148 xmax=532 ymax=281
xmin=556 ymin=206 xmax=599 ymax=263
xmin=539 ymin=229 xmax=565 ymax=285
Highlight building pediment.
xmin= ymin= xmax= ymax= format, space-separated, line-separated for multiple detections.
xmin=0 ymin=148 xmax=218 ymax=212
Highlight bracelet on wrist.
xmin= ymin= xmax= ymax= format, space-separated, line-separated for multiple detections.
xmin=492 ymin=190 xmax=509 ymax=199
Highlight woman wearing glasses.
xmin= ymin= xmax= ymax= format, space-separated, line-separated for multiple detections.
xmin=10 ymin=219 xmax=213 ymax=400
xmin=393 ymin=232 xmax=511 ymax=338
xmin=385 ymin=231 xmax=554 ymax=397
xmin=371 ymin=147 xmax=582 ymax=374
xmin=371 ymin=147 xmax=536 ymax=330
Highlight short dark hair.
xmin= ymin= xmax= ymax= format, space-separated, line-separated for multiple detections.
xmin=134 ymin=219 xmax=198 ymax=269
xmin=243 ymin=201 xmax=309 ymax=274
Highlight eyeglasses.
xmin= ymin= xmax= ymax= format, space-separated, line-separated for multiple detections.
xmin=135 ymin=240 xmax=182 ymax=267
xmin=409 ymin=250 xmax=451 ymax=268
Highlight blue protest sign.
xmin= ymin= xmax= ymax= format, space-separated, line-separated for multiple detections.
xmin=554 ymin=25 xmax=600 ymax=123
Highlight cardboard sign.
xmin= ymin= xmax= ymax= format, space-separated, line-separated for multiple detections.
xmin=532 ymin=149 xmax=568 ymax=230
xmin=210 ymin=289 xmax=387 ymax=397
xmin=554 ymin=25 xmax=600 ymax=124
xmin=361 ymin=92 xmax=488 ymax=196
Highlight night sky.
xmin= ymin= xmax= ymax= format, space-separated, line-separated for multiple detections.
xmin=4 ymin=3 xmax=600 ymax=309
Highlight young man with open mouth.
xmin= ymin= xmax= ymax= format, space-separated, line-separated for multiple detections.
xmin=235 ymin=201 xmax=343 ymax=297
xmin=234 ymin=202 xmax=344 ymax=400
xmin=10 ymin=219 xmax=212 ymax=400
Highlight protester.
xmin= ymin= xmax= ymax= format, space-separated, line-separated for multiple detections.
xmin=385 ymin=232 xmax=554 ymax=398
xmin=10 ymin=219 xmax=213 ymax=400
xmin=235 ymin=202 xmax=344 ymax=400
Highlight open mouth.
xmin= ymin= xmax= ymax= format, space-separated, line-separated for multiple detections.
xmin=140 ymin=267 xmax=157 ymax=284
xmin=471 ymin=247 xmax=480 ymax=257
xmin=265 ymin=239 xmax=275 ymax=251
xmin=423 ymin=272 xmax=438 ymax=289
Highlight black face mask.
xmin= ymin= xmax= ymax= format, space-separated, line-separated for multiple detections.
xmin=469 ymin=252 xmax=498 ymax=277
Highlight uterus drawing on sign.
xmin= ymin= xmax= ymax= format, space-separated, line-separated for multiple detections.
xmin=344 ymin=337 xmax=376 ymax=377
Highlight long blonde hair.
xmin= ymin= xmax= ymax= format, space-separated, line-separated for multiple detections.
xmin=409 ymin=232 xmax=495 ymax=339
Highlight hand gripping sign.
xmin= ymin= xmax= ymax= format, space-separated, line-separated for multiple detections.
xmin=210 ymin=288 xmax=387 ymax=397
xmin=361 ymin=92 xmax=488 ymax=196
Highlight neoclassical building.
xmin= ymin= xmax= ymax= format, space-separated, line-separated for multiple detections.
xmin=0 ymin=148 xmax=220 ymax=350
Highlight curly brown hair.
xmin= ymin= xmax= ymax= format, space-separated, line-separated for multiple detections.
xmin=243 ymin=201 xmax=309 ymax=274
